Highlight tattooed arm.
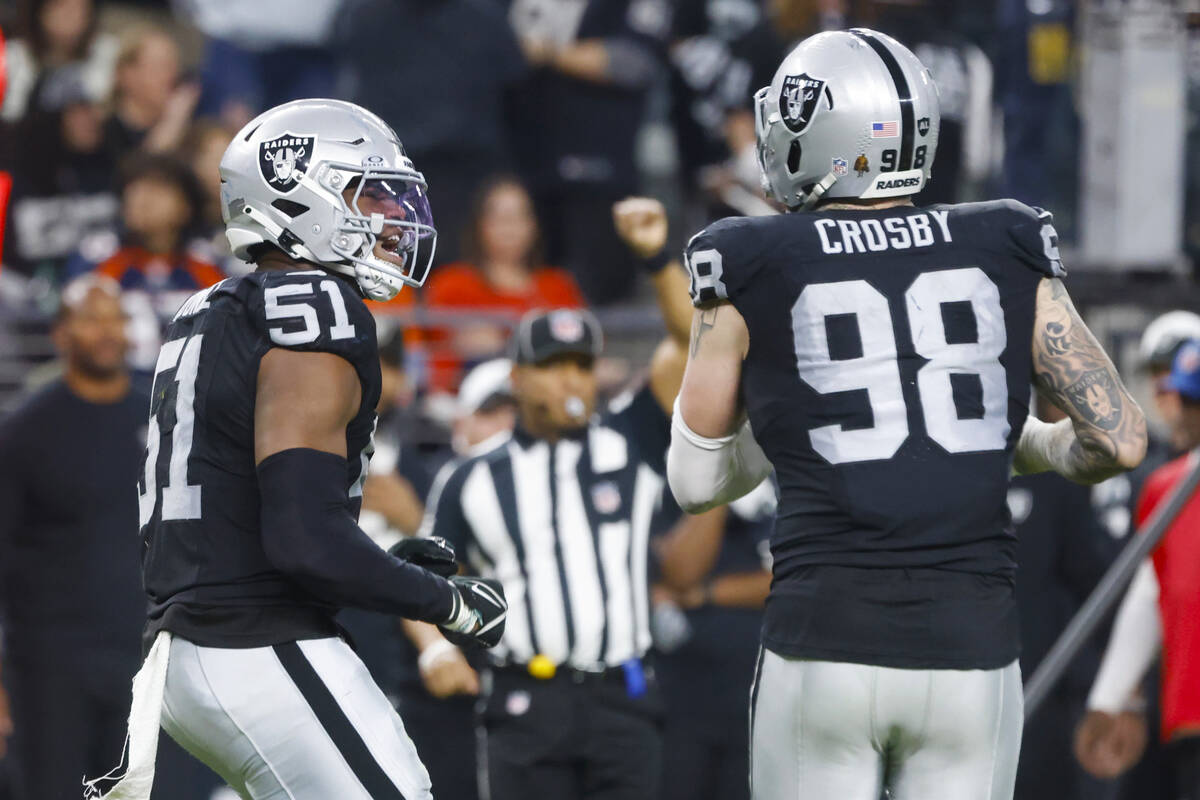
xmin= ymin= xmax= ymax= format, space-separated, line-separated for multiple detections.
xmin=678 ymin=301 xmax=750 ymax=437
xmin=667 ymin=301 xmax=769 ymax=513
xmin=1015 ymin=278 xmax=1148 ymax=484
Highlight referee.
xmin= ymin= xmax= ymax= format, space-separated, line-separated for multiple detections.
xmin=421 ymin=199 xmax=692 ymax=800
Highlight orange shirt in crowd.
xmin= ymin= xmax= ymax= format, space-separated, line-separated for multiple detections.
xmin=94 ymin=247 xmax=225 ymax=292
xmin=416 ymin=262 xmax=586 ymax=390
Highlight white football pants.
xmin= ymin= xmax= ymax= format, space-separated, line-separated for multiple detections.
xmin=750 ymin=649 xmax=1022 ymax=800
xmin=161 ymin=636 xmax=432 ymax=800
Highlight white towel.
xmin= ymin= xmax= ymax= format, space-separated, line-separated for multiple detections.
xmin=83 ymin=631 xmax=172 ymax=800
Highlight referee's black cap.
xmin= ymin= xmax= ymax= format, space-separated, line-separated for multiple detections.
xmin=512 ymin=308 xmax=604 ymax=365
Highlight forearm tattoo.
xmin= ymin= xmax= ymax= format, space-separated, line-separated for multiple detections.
xmin=1032 ymin=280 xmax=1146 ymax=481
xmin=690 ymin=306 xmax=720 ymax=357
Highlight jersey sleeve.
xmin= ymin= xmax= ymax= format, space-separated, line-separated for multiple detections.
xmin=682 ymin=216 xmax=766 ymax=307
xmin=1000 ymin=200 xmax=1067 ymax=279
xmin=605 ymin=384 xmax=671 ymax=474
xmin=251 ymin=272 xmax=378 ymax=365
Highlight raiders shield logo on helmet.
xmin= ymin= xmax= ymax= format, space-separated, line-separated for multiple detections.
xmin=259 ymin=133 xmax=315 ymax=194
xmin=779 ymin=73 xmax=826 ymax=134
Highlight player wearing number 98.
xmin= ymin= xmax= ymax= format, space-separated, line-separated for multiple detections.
xmin=669 ymin=29 xmax=1147 ymax=800
xmin=92 ymin=100 xmax=506 ymax=800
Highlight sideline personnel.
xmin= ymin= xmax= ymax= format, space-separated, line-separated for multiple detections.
xmin=421 ymin=198 xmax=692 ymax=800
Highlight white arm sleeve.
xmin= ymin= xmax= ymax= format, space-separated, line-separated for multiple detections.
xmin=1087 ymin=560 xmax=1163 ymax=712
xmin=667 ymin=397 xmax=773 ymax=514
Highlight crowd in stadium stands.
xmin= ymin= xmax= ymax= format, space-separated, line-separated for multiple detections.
xmin=0 ymin=0 xmax=1198 ymax=799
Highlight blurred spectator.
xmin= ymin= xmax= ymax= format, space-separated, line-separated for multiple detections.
xmin=362 ymin=327 xmax=437 ymax=544
xmin=418 ymin=175 xmax=585 ymax=392
xmin=668 ymin=0 xmax=786 ymax=220
xmin=181 ymin=118 xmax=232 ymax=234
xmin=337 ymin=0 xmax=526 ymax=265
xmin=1081 ymin=310 xmax=1200 ymax=800
xmin=1077 ymin=339 xmax=1200 ymax=800
xmin=396 ymin=358 xmax=518 ymax=800
xmin=178 ymin=118 xmax=242 ymax=275
xmin=507 ymin=0 xmax=670 ymax=304
xmin=0 ymin=0 xmax=117 ymax=123
xmin=1092 ymin=312 xmax=1200 ymax=541
xmin=2 ymin=75 xmax=117 ymax=280
xmin=65 ymin=152 xmax=223 ymax=371
xmin=104 ymin=26 xmax=199 ymax=157
xmin=448 ymin=357 xmax=518 ymax=458
xmin=1187 ymin=13 xmax=1200 ymax=270
xmin=1010 ymin=398 xmax=1123 ymax=800
xmin=650 ymin=481 xmax=775 ymax=800
xmin=0 ymin=275 xmax=219 ymax=800
xmin=181 ymin=0 xmax=340 ymax=130
xmin=994 ymin=0 xmax=1077 ymax=228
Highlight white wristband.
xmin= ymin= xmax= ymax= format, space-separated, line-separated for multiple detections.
xmin=418 ymin=639 xmax=459 ymax=673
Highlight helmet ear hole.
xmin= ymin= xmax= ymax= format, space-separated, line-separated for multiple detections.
xmin=271 ymin=199 xmax=310 ymax=218
xmin=787 ymin=141 xmax=803 ymax=175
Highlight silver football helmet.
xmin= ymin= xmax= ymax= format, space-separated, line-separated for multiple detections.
xmin=220 ymin=98 xmax=436 ymax=301
xmin=755 ymin=28 xmax=940 ymax=210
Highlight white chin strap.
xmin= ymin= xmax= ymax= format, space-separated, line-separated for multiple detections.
xmin=353 ymin=261 xmax=404 ymax=301
xmin=242 ymin=202 xmax=404 ymax=300
xmin=242 ymin=204 xmax=321 ymax=264
xmin=798 ymin=171 xmax=839 ymax=210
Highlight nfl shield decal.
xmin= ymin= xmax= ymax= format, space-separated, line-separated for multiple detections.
xmin=549 ymin=310 xmax=585 ymax=342
xmin=917 ymin=116 xmax=931 ymax=136
xmin=779 ymin=73 xmax=826 ymax=134
xmin=259 ymin=132 xmax=315 ymax=194
xmin=591 ymin=481 xmax=622 ymax=515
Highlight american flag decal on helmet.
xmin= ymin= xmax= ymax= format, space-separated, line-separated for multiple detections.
xmin=871 ymin=121 xmax=899 ymax=138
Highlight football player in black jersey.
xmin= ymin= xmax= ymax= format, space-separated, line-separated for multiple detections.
xmin=666 ymin=30 xmax=1148 ymax=800
xmin=88 ymin=100 xmax=507 ymax=800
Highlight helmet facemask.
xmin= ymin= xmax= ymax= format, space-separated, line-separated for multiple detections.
xmin=327 ymin=166 xmax=437 ymax=302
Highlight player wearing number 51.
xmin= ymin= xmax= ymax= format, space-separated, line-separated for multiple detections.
xmin=88 ymin=100 xmax=505 ymax=800
xmin=670 ymin=28 xmax=1146 ymax=800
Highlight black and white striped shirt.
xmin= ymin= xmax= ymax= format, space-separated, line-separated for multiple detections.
xmin=423 ymin=386 xmax=671 ymax=670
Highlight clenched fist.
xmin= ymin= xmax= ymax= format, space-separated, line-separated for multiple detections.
xmin=613 ymin=197 xmax=668 ymax=259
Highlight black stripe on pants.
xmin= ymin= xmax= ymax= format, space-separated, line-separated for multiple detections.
xmin=747 ymin=646 xmax=765 ymax=797
xmin=273 ymin=642 xmax=408 ymax=800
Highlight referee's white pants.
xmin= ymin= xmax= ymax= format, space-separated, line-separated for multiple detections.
xmin=160 ymin=636 xmax=432 ymax=800
xmin=749 ymin=649 xmax=1022 ymax=800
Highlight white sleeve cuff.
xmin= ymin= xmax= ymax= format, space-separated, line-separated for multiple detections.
xmin=667 ymin=397 xmax=772 ymax=513
xmin=1088 ymin=560 xmax=1162 ymax=713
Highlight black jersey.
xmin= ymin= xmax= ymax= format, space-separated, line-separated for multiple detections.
xmin=139 ymin=269 xmax=381 ymax=649
xmin=684 ymin=200 xmax=1064 ymax=669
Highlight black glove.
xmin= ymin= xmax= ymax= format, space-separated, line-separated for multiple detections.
xmin=439 ymin=576 xmax=507 ymax=649
xmin=388 ymin=536 xmax=459 ymax=578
